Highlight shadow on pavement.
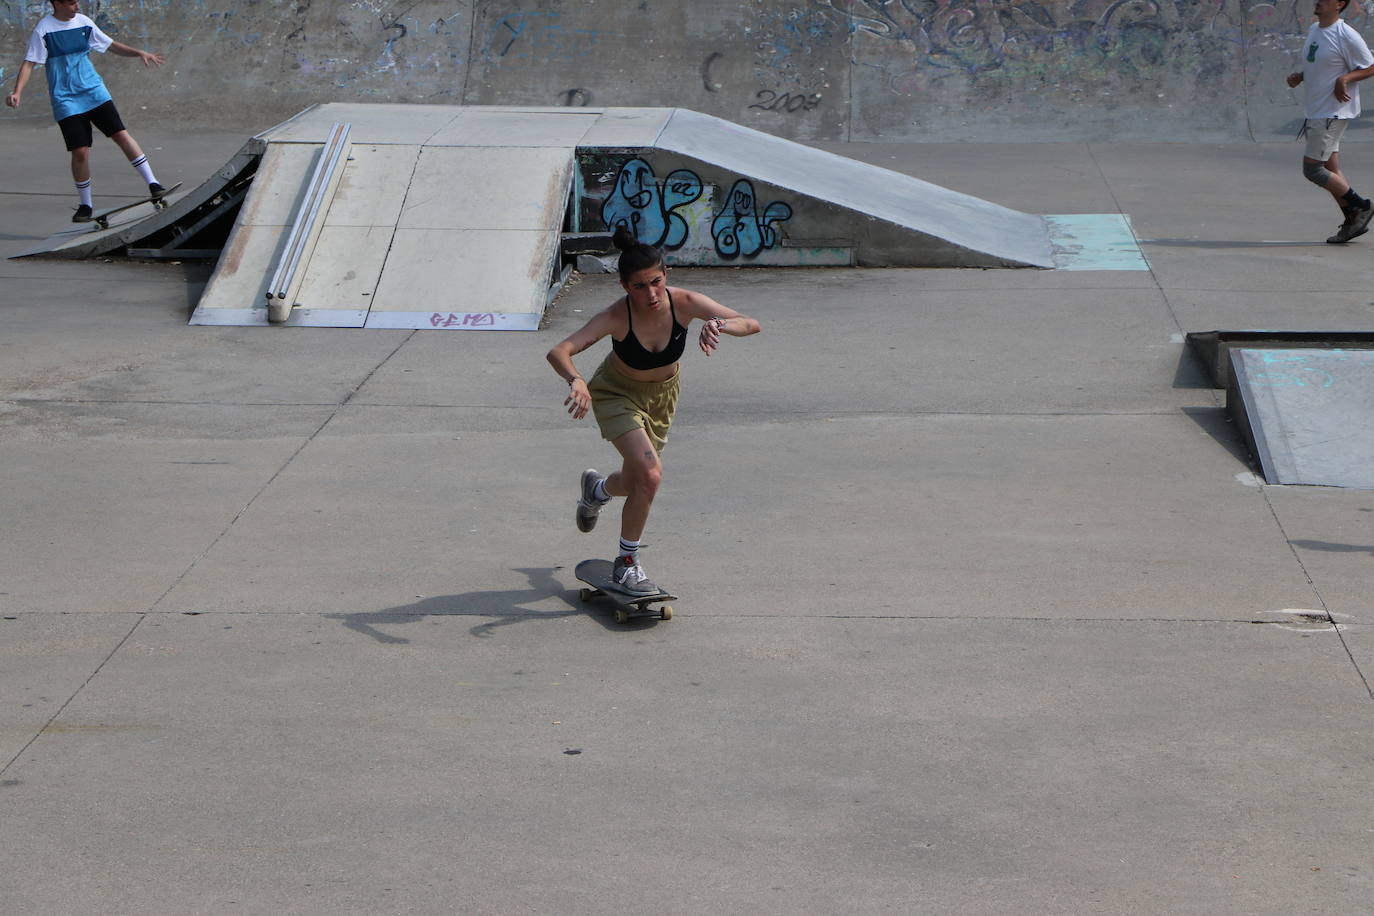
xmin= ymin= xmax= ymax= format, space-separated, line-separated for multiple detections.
xmin=325 ymin=566 xmax=661 ymax=643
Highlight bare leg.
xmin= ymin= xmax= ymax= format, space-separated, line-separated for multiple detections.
xmin=70 ymin=146 xmax=91 ymax=184
xmin=109 ymin=129 xmax=144 ymax=162
xmin=603 ymin=427 xmax=662 ymax=544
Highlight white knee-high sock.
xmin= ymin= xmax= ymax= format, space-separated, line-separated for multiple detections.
xmin=129 ymin=154 xmax=157 ymax=185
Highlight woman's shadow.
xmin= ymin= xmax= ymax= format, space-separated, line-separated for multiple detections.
xmin=325 ymin=566 xmax=660 ymax=643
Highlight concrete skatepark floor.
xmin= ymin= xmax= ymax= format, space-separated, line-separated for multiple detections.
xmin=1 ymin=121 xmax=1372 ymax=914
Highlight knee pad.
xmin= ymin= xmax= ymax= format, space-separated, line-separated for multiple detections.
xmin=1304 ymin=159 xmax=1333 ymax=187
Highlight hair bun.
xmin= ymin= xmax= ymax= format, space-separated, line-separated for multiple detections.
xmin=611 ymin=226 xmax=638 ymax=251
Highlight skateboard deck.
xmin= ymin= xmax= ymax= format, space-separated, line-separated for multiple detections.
xmin=87 ymin=182 xmax=182 ymax=230
xmin=575 ymin=559 xmax=676 ymax=623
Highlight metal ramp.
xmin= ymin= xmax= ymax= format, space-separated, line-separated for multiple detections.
xmin=1227 ymin=347 xmax=1374 ymax=488
xmin=9 ymin=145 xmax=261 ymax=262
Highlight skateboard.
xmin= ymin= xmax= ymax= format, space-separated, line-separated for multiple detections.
xmin=574 ymin=558 xmax=675 ymax=623
xmin=87 ymin=182 xmax=182 ymax=230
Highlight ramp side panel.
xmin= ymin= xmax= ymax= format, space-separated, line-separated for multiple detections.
xmin=576 ymin=146 xmax=1024 ymax=269
xmin=653 ymin=108 xmax=1053 ymax=268
xmin=1228 ymin=348 xmax=1374 ymax=488
xmin=1226 ymin=349 xmax=1279 ymax=485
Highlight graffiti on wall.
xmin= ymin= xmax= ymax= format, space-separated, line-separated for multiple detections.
xmin=480 ymin=10 xmax=600 ymax=62
xmin=750 ymin=5 xmax=839 ymax=104
xmin=810 ymin=0 xmax=1327 ymax=91
xmin=0 ymin=0 xmax=477 ymax=95
xmin=598 ymin=158 xmax=794 ymax=260
xmin=712 ymin=180 xmax=793 ymax=259
xmin=600 ymin=157 xmax=703 ymax=250
xmin=0 ymin=0 xmax=1346 ymax=138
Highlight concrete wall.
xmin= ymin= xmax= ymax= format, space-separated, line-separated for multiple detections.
xmin=1 ymin=0 xmax=1363 ymax=142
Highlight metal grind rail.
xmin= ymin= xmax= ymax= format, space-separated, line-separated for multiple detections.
xmin=265 ymin=121 xmax=352 ymax=323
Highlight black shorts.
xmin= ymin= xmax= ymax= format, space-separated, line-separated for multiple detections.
xmin=58 ymin=100 xmax=126 ymax=151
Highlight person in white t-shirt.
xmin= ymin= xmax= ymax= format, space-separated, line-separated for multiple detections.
xmin=6 ymin=0 xmax=166 ymax=223
xmin=1287 ymin=0 xmax=1374 ymax=243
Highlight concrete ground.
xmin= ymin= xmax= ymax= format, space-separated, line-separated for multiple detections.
xmin=1 ymin=120 xmax=1372 ymax=915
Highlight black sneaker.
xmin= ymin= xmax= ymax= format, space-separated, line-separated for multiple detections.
xmin=1328 ymin=204 xmax=1373 ymax=243
xmin=72 ymin=204 xmax=93 ymax=223
xmin=1345 ymin=203 xmax=1373 ymax=241
xmin=148 ymin=182 xmax=166 ymax=201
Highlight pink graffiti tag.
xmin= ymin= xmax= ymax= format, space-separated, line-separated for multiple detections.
xmin=430 ymin=312 xmax=498 ymax=328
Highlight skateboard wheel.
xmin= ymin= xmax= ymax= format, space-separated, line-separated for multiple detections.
xmin=660 ymin=606 xmax=672 ymax=621
xmin=579 ymin=587 xmax=593 ymax=602
xmin=615 ymin=608 xmax=630 ymax=624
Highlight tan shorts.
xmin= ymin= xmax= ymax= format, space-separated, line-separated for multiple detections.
xmin=588 ymin=356 xmax=680 ymax=453
xmin=1304 ymin=118 xmax=1348 ymax=161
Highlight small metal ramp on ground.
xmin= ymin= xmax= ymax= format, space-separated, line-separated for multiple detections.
xmin=10 ymin=143 xmax=261 ymax=262
xmin=1227 ymin=346 xmax=1374 ymax=488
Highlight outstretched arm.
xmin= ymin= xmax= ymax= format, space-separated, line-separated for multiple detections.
xmin=6 ymin=60 xmax=35 ymax=108
xmin=108 ymin=41 xmax=165 ymax=68
xmin=676 ymin=288 xmax=762 ymax=356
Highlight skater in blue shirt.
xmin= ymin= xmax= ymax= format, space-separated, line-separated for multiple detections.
xmin=6 ymin=0 xmax=167 ymax=222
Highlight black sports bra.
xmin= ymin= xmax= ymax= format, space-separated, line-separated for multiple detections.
xmin=612 ymin=290 xmax=687 ymax=370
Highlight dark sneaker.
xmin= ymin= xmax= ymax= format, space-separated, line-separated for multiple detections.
xmin=611 ymin=555 xmax=658 ymax=596
xmin=1328 ymin=204 xmax=1373 ymax=243
xmin=1346 ymin=203 xmax=1373 ymax=241
xmin=148 ymin=182 xmax=166 ymax=201
xmin=575 ymin=468 xmax=610 ymax=533
xmin=72 ymin=204 xmax=93 ymax=223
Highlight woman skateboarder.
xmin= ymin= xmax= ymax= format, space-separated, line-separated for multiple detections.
xmin=547 ymin=228 xmax=761 ymax=596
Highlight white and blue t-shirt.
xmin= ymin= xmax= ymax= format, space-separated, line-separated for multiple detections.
xmin=24 ymin=13 xmax=114 ymax=122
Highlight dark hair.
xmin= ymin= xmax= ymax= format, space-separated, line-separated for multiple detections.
xmin=612 ymin=227 xmax=665 ymax=282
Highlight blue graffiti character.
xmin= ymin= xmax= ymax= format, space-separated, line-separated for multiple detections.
xmin=711 ymin=179 xmax=793 ymax=258
xmin=601 ymin=158 xmax=701 ymax=249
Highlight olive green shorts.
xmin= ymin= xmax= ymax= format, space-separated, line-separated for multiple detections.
xmin=588 ymin=356 xmax=680 ymax=453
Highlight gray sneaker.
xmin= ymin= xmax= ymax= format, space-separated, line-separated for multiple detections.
xmin=575 ymin=469 xmax=610 ymax=532
xmin=1328 ymin=204 xmax=1373 ymax=243
xmin=611 ymin=555 xmax=658 ymax=596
